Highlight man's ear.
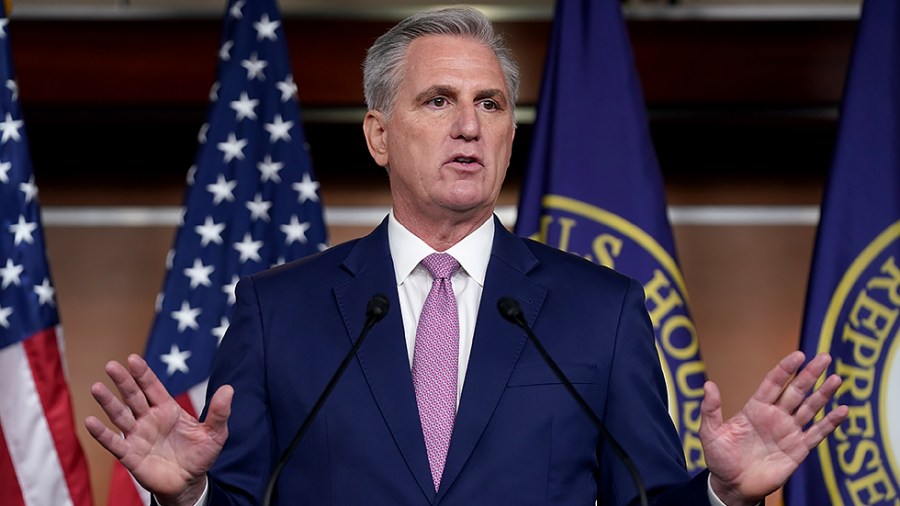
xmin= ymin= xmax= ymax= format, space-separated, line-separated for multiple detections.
xmin=363 ymin=110 xmax=389 ymax=167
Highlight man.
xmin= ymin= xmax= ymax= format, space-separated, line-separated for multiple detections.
xmin=86 ymin=7 xmax=848 ymax=505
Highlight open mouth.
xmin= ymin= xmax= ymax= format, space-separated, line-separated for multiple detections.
xmin=449 ymin=155 xmax=481 ymax=167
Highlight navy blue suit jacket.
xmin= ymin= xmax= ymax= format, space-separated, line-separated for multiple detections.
xmin=204 ymin=217 xmax=710 ymax=505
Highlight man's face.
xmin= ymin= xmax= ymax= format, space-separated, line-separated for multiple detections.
xmin=364 ymin=34 xmax=516 ymax=225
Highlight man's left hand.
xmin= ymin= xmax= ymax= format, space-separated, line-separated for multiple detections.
xmin=700 ymin=351 xmax=849 ymax=506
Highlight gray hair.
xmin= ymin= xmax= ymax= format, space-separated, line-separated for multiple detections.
xmin=363 ymin=6 xmax=520 ymax=116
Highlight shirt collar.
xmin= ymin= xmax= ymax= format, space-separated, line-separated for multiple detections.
xmin=388 ymin=211 xmax=494 ymax=287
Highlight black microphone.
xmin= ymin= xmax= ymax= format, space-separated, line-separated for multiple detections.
xmin=497 ymin=297 xmax=649 ymax=506
xmin=262 ymin=294 xmax=390 ymax=506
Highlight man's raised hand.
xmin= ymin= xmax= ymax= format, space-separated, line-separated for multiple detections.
xmin=84 ymin=354 xmax=232 ymax=506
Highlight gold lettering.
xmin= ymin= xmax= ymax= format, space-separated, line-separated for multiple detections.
xmin=681 ymin=401 xmax=705 ymax=470
xmin=591 ymin=234 xmax=623 ymax=269
xmin=834 ymin=402 xmax=875 ymax=441
xmin=643 ymin=270 xmax=684 ymax=327
xmin=556 ymin=217 xmax=577 ymax=253
xmin=837 ymin=439 xmax=879 ymax=475
xmin=661 ymin=315 xmax=699 ymax=361
xmin=676 ymin=360 xmax=707 ymax=398
xmin=867 ymin=256 xmax=900 ymax=306
xmin=535 ymin=215 xmax=553 ymax=243
xmin=841 ymin=324 xmax=882 ymax=369
xmin=682 ymin=432 xmax=705 ymax=471
xmin=845 ymin=463 xmax=898 ymax=506
xmin=848 ymin=290 xmax=897 ymax=342
xmin=835 ymin=359 xmax=875 ymax=400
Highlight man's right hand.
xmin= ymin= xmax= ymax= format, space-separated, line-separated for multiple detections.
xmin=85 ymin=354 xmax=233 ymax=506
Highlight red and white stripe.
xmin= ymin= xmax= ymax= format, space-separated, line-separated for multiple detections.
xmin=0 ymin=327 xmax=93 ymax=506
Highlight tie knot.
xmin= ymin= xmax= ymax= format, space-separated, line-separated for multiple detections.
xmin=420 ymin=253 xmax=460 ymax=280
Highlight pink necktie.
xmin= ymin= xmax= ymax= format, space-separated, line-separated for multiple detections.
xmin=412 ymin=253 xmax=460 ymax=491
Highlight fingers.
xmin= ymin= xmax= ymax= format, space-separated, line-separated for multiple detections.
xmin=107 ymin=358 xmax=151 ymax=417
xmin=91 ymin=379 xmax=137 ymax=434
xmin=753 ymin=351 xmax=806 ymax=404
xmin=127 ymin=354 xmax=175 ymax=408
xmin=803 ymin=403 xmax=849 ymax=450
xmin=793 ymin=373 xmax=842 ymax=427
xmin=700 ymin=380 xmax=724 ymax=437
xmin=84 ymin=415 xmax=130 ymax=460
xmin=204 ymin=385 xmax=234 ymax=442
xmin=774 ymin=353 xmax=832 ymax=413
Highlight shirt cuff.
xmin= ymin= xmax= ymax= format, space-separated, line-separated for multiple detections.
xmin=706 ymin=474 xmax=763 ymax=506
xmin=193 ymin=480 xmax=210 ymax=506
xmin=707 ymin=473 xmax=727 ymax=506
xmin=152 ymin=478 xmax=209 ymax=506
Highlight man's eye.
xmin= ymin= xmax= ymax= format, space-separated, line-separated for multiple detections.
xmin=429 ymin=97 xmax=447 ymax=107
xmin=482 ymin=100 xmax=497 ymax=111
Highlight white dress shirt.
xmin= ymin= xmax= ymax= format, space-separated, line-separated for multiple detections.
xmin=387 ymin=211 xmax=494 ymax=405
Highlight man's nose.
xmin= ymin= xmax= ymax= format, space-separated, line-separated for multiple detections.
xmin=451 ymin=103 xmax=480 ymax=141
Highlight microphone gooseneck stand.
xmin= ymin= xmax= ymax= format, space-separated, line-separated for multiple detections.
xmin=497 ymin=296 xmax=649 ymax=506
xmin=262 ymin=294 xmax=389 ymax=506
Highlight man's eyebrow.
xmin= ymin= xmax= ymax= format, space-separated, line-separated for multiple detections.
xmin=414 ymin=86 xmax=457 ymax=103
xmin=476 ymin=89 xmax=508 ymax=106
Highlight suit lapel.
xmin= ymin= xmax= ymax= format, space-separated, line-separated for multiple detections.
xmin=332 ymin=221 xmax=437 ymax=502
xmin=436 ymin=220 xmax=547 ymax=499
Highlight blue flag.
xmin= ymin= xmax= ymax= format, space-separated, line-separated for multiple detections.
xmin=109 ymin=0 xmax=328 ymax=502
xmin=515 ymin=0 xmax=707 ymax=472
xmin=784 ymin=1 xmax=900 ymax=504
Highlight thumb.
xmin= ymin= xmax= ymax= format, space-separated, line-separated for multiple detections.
xmin=204 ymin=385 xmax=233 ymax=441
xmin=700 ymin=380 xmax=723 ymax=438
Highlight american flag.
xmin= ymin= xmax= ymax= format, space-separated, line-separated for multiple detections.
xmin=107 ymin=0 xmax=328 ymax=503
xmin=0 ymin=3 xmax=94 ymax=505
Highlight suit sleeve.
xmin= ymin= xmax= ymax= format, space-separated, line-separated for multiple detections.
xmin=596 ymin=278 xmax=709 ymax=505
xmin=201 ymin=277 xmax=275 ymax=505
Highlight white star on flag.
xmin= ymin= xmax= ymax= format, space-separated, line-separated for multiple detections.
xmin=222 ymin=275 xmax=240 ymax=305
xmin=209 ymin=82 xmax=220 ymax=102
xmin=241 ymin=52 xmax=268 ymax=81
xmin=233 ymin=233 xmax=264 ymax=263
xmin=212 ymin=317 xmax=229 ymax=345
xmin=1 ymin=258 xmax=24 ymax=289
xmin=206 ymin=174 xmax=237 ymax=205
xmin=254 ymin=13 xmax=280 ymax=41
xmin=198 ymin=122 xmax=210 ymax=144
xmin=160 ymin=344 xmax=192 ymax=376
xmin=19 ymin=175 xmax=37 ymax=203
xmin=281 ymin=215 xmax=311 ymax=245
xmin=0 ymin=112 xmax=22 ymax=143
xmin=264 ymin=114 xmax=293 ymax=143
xmin=184 ymin=259 xmax=215 ymax=289
xmin=0 ymin=160 xmax=10 ymax=182
xmin=0 ymin=18 xmax=8 ymax=39
xmin=33 ymin=278 xmax=56 ymax=306
xmin=9 ymin=215 xmax=37 ymax=246
xmin=276 ymin=75 xmax=297 ymax=103
xmin=293 ymin=172 xmax=320 ymax=203
xmin=257 ymin=155 xmax=284 ymax=183
xmin=230 ymin=0 xmax=245 ymax=19
xmin=217 ymin=132 xmax=248 ymax=163
xmin=219 ymin=40 xmax=234 ymax=61
xmin=230 ymin=92 xmax=259 ymax=121
xmin=245 ymin=193 xmax=273 ymax=222
xmin=5 ymin=79 xmax=15 ymax=101
xmin=171 ymin=301 xmax=202 ymax=332
xmin=195 ymin=216 xmax=225 ymax=246
xmin=0 ymin=304 xmax=12 ymax=328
